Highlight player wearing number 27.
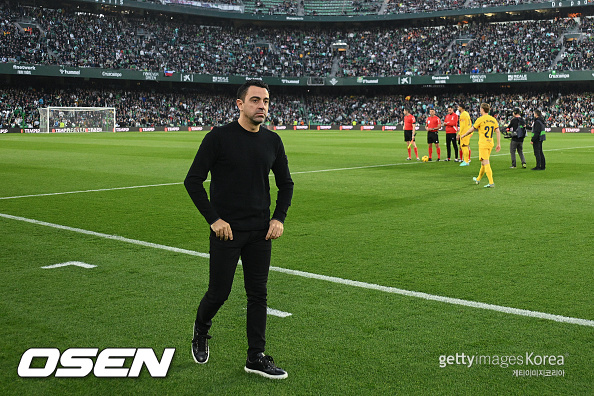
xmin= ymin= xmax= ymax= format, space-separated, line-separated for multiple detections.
xmin=460 ymin=103 xmax=501 ymax=188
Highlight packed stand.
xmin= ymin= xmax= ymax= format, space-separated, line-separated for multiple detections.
xmin=0 ymin=4 xmax=335 ymax=77
xmin=116 ymin=0 xmax=551 ymax=15
xmin=440 ymin=20 xmax=564 ymax=74
xmin=384 ymin=0 xmax=465 ymax=15
xmin=558 ymin=17 xmax=594 ymax=70
xmin=338 ymin=26 xmax=459 ymax=76
xmin=465 ymin=0 xmax=549 ymax=8
xmin=2 ymin=86 xmax=593 ymax=129
xmin=0 ymin=86 xmax=305 ymax=128
xmin=3 ymin=3 xmax=594 ymax=77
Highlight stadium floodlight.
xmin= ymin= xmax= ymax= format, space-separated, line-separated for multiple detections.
xmin=38 ymin=107 xmax=116 ymax=133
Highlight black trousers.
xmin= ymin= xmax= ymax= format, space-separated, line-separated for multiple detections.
xmin=533 ymin=140 xmax=546 ymax=169
xmin=445 ymin=133 xmax=458 ymax=159
xmin=195 ymin=229 xmax=271 ymax=359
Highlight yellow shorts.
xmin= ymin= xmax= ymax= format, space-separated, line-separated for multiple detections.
xmin=460 ymin=133 xmax=472 ymax=146
xmin=479 ymin=146 xmax=493 ymax=161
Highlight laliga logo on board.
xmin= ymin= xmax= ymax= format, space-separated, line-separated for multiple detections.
xmin=18 ymin=347 xmax=175 ymax=378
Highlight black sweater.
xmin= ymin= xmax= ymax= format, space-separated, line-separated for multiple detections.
xmin=507 ymin=116 xmax=526 ymax=142
xmin=185 ymin=121 xmax=294 ymax=231
xmin=531 ymin=117 xmax=546 ymax=143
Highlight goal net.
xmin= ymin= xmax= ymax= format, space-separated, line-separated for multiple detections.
xmin=38 ymin=107 xmax=116 ymax=133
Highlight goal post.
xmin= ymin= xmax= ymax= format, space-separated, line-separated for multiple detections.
xmin=38 ymin=107 xmax=116 ymax=133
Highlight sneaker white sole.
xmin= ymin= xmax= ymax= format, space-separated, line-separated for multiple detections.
xmin=244 ymin=366 xmax=288 ymax=379
xmin=192 ymin=326 xmax=209 ymax=364
xmin=191 ymin=345 xmax=209 ymax=364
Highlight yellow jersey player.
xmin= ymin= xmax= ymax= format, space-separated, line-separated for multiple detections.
xmin=459 ymin=103 xmax=501 ymax=188
xmin=457 ymin=104 xmax=472 ymax=166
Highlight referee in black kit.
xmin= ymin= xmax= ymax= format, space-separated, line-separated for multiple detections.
xmin=184 ymin=80 xmax=294 ymax=379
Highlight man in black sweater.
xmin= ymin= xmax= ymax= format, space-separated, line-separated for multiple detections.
xmin=184 ymin=80 xmax=294 ymax=379
xmin=530 ymin=109 xmax=547 ymax=170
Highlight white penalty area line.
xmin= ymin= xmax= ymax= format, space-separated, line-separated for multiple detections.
xmin=0 ymin=182 xmax=182 ymax=201
xmin=1 ymin=211 xmax=593 ymax=328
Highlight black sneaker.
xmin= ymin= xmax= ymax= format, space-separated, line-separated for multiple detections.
xmin=244 ymin=353 xmax=288 ymax=379
xmin=191 ymin=333 xmax=211 ymax=364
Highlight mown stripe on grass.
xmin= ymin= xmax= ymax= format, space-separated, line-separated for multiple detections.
xmin=2 ymin=145 xmax=592 ymax=201
xmin=2 ymin=212 xmax=593 ymax=328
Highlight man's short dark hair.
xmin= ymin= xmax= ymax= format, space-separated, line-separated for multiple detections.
xmin=534 ymin=109 xmax=543 ymax=118
xmin=458 ymin=104 xmax=466 ymax=110
xmin=237 ymin=80 xmax=270 ymax=101
xmin=513 ymin=108 xmax=521 ymax=116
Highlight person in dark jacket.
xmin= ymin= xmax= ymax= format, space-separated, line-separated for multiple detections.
xmin=530 ymin=109 xmax=546 ymax=170
xmin=506 ymin=108 xmax=527 ymax=168
xmin=185 ymin=80 xmax=294 ymax=379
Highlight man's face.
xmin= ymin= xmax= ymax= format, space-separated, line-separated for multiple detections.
xmin=448 ymin=107 xmax=454 ymax=114
xmin=457 ymin=106 xmax=463 ymax=113
xmin=430 ymin=109 xmax=436 ymax=116
xmin=237 ymin=86 xmax=269 ymax=126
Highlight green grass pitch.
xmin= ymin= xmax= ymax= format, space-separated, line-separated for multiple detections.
xmin=1 ymin=131 xmax=593 ymax=395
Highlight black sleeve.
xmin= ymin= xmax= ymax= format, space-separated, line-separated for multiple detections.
xmin=507 ymin=118 xmax=517 ymax=131
xmin=531 ymin=119 xmax=542 ymax=142
xmin=270 ymin=139 xmax=294 ymax=223
xmin=184 ymin=132 xmax=220 ymax=225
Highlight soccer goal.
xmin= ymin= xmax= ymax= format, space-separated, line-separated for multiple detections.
xmin=38 ymin=107 xmax=116 ymax=133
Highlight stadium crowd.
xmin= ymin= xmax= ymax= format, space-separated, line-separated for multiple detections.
xmin=339 ymin=26 xmax=459 ymax=76
xmin=1 ymin=3 xmax=593 ymax=77
xmin=384 ymin=0 xmax=465 ymax=15
xmin=441 ymin=20 xmax=567 ymax=74
xmin=558 ymin=17 xmax=594 ymax=70
xmin=2 ymin=86 xmax=593 ymax=129
xmin=143 ymin=0 xmax=553 ymax=15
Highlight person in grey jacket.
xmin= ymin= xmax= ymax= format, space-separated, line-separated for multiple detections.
xmin=506 ymin=108 xmax=527 ymax=168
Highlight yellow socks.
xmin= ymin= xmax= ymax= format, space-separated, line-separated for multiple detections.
xmin=485 ymin=163 xmax=494 ymax=184
xmin=477 ymin=165 xmax=485 ymax=181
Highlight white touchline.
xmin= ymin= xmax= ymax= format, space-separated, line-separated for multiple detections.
xmin=1 ymin=212 xmax=593 ymax=328
xmin=1 ymin=145 xmax=592 ymax=201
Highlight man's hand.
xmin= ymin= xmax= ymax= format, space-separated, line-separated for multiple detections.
xmin=495 ymin=144 xmax=501 ymax=152
xmin=211 ymin=219 xmax=233 ymax=241
xmin=266 ymin=219 xmax=284 ymax=240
